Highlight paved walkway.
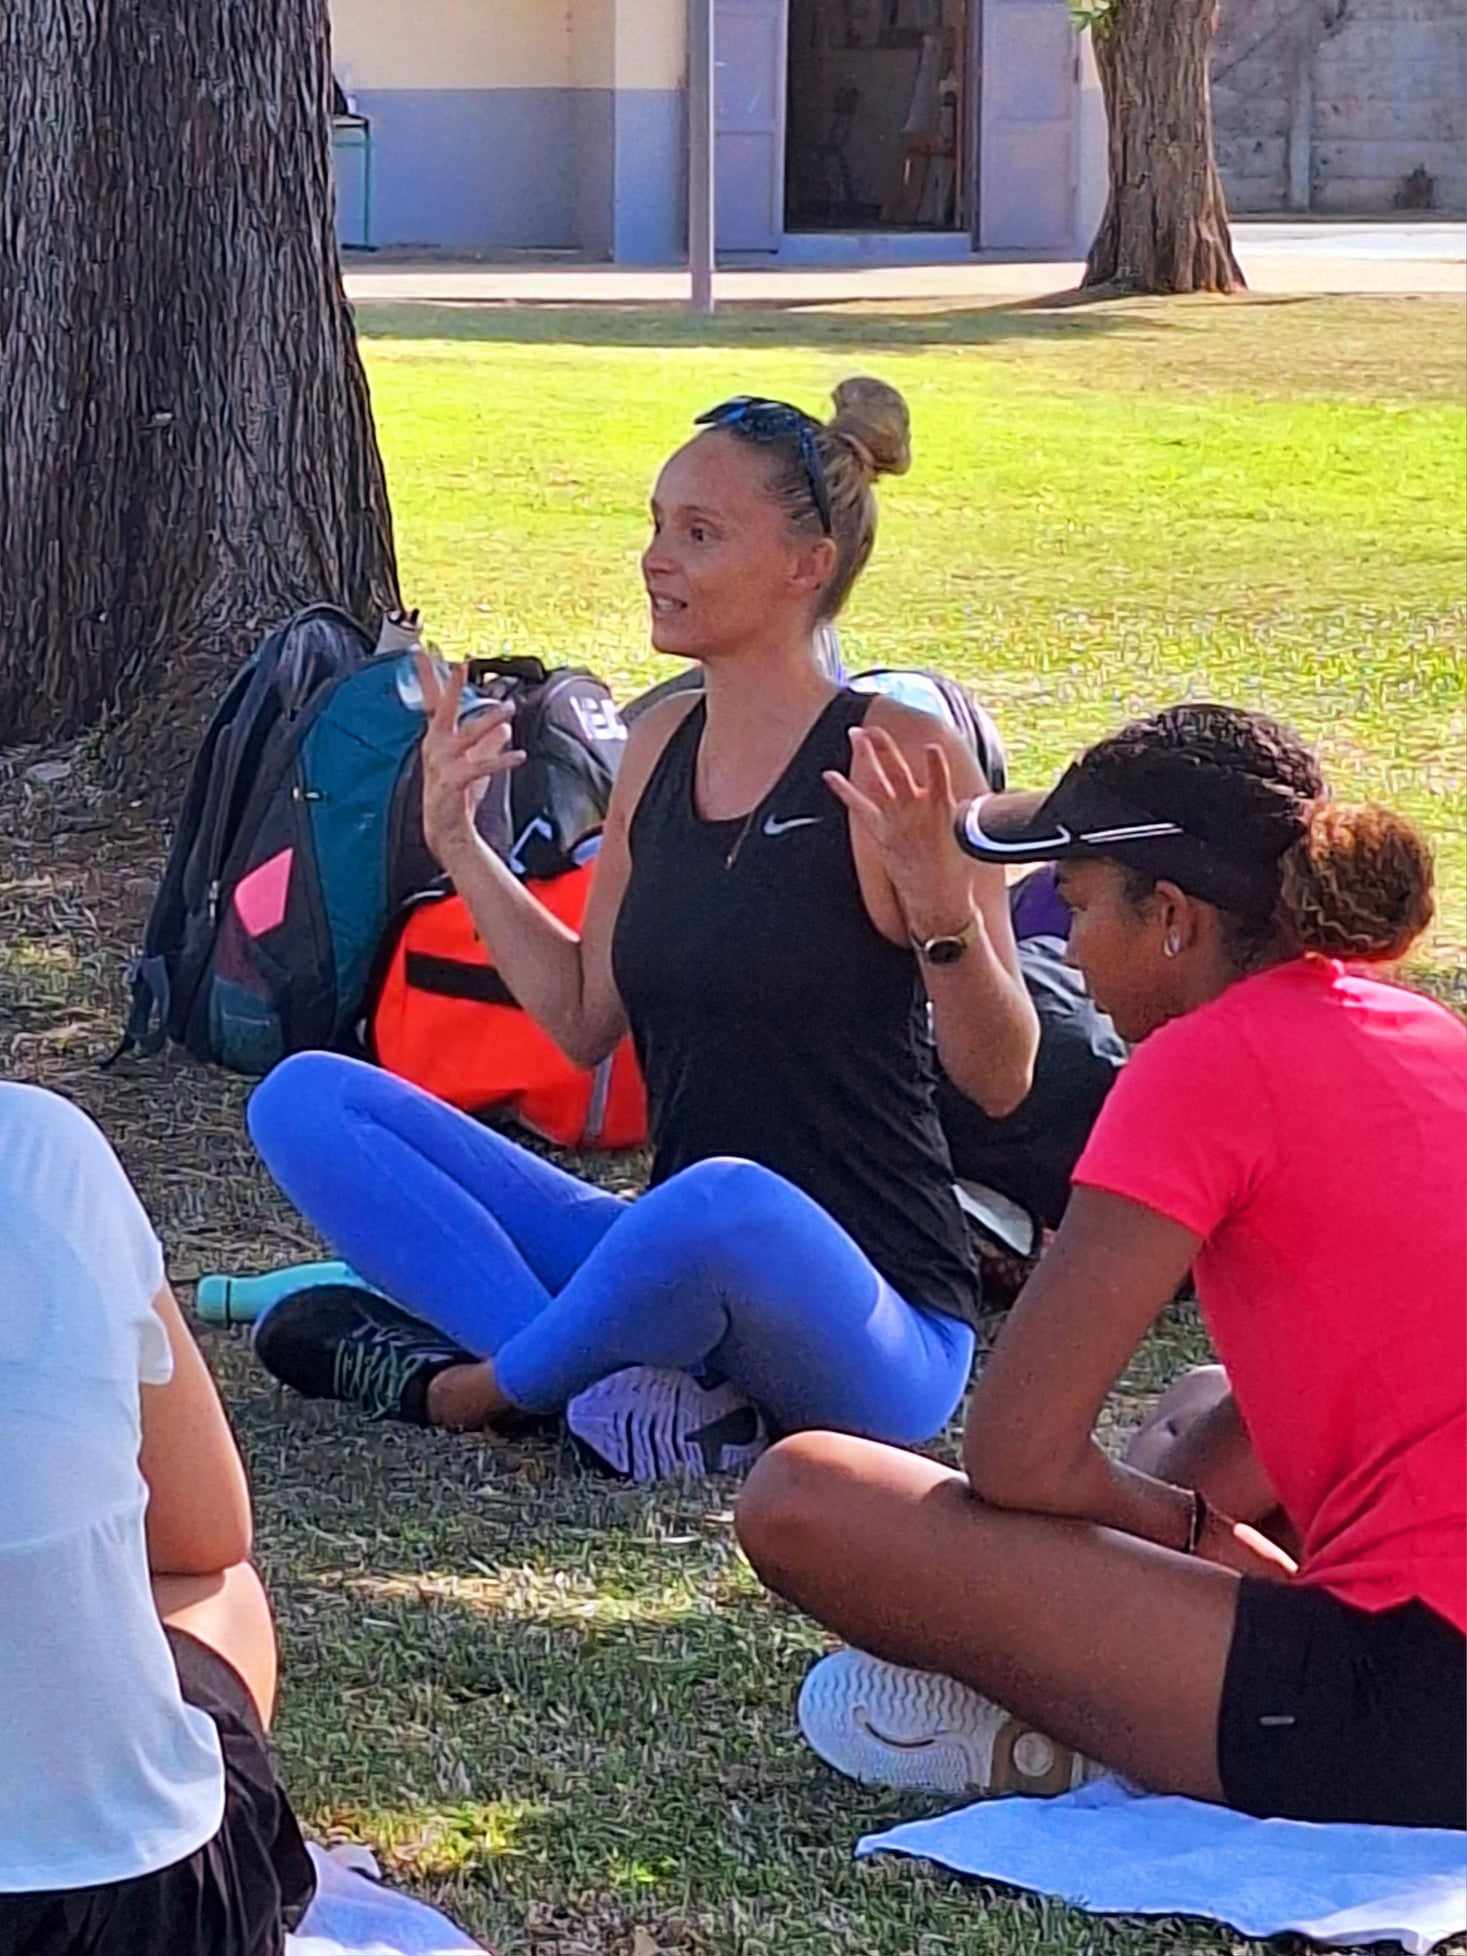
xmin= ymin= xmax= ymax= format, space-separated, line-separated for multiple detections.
xmin=344 ymin=221 xmax=1466 ymax=308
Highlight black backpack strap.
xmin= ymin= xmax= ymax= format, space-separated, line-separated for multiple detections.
xmin=102 ymin=955 xmax=172 ymax=1067
xmin=403 ymin=952 xmax=518 ymax=1009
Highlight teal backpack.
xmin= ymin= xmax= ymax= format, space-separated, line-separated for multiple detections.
xmin=112 ymin=607 xmax=625 ymax=1075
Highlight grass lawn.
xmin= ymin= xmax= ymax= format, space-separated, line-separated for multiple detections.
xmin=0 ymin=293 xmax=1462 ymax=1956
xmin=367 ymin=293 xmax=1466 ymax=988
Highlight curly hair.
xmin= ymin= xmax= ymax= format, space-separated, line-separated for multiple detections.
xmin=1087 ymin=704 xmax=1434 ymax=968
xmin=1280 ymin=801 xmax=1435 ymax=962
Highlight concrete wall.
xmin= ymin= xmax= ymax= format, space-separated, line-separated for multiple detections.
xmin=327 ymin=0 xmax=684 ymax=255
xmin=611 ymin=0 xmax=687 ymax=262
xmin=1213 ymin=0 xmax=1466 ymax=214
xmin=330 ymin=0 xmax=580 ymax=248
xmin=326 ymin=0 xmax=688 ymax=258
xmin=570 ymin=0 xmax=617 ymax=255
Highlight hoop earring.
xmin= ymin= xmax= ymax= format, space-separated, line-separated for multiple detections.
xmin=1164 ymin=929 xmax=1182 ymax=960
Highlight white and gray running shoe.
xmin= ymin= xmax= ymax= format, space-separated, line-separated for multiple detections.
xmin=797 ymin=1648 xmax=1102 ymax=1798
xmin=566 ymin=1366 xmax=769 ymax=1482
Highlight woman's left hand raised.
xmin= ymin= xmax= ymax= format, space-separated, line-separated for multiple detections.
xmin=824 ymin=724 xmax=976 ymax=941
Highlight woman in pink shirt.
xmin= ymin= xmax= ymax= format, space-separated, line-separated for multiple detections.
xmin=739 ymin=701 xmax=1465 ymax=1826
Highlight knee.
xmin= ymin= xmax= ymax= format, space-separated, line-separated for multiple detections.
xmin=672 ymin=1158 xmax=808 ymax=1267
xmin=247 ymin=1050 xmax=358 ymax=1161
xmin=736 ymin=1433 xmax=848 ymax=1593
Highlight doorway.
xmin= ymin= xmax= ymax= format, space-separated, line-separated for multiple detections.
xmin=784 ymin=0 xmax=973 ymax=233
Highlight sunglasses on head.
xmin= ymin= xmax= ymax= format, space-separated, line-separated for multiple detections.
xmin=694 ymin=396 xmax=834 ymax=536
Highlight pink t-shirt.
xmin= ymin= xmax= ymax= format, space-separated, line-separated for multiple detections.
xmin=1075 ymin=958 xmax=1467 ymax=1631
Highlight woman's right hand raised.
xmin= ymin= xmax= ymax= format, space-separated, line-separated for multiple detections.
xmin=416 ymin=653 xmax=526 ymax=871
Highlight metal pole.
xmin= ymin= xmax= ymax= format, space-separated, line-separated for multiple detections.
xmin=688 ymin=0 xmax=715 ymax=314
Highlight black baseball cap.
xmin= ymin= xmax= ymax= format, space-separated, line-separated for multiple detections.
xmin=956 ymin=761 xmax=1287 ymax=914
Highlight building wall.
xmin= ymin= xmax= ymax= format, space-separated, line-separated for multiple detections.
xmin=330 ymin=0 xmax=580 ymax=248
xmin=570 ymin=0 xmax=618 ymax=256
xmin=328 ymin=0 xmax=1109 ymax=259
xmin=328 ymin=0 xmax=687 ymax=257
xmin=1213 ymin=0 xmax=1466 ymax=214
xmin=611 ymin=0 xmax=688 ymax=262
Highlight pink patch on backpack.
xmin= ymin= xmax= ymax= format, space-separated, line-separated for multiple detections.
xmin=233 ymin=848 xmax=292 ymax=937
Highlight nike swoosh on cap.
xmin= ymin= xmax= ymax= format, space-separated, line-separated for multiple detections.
xmin=763 ymin=815 xmax=823 ymax=837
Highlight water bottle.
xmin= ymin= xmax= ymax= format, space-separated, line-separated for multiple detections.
xmin=396 ymin=646 xmax=501 ymax=729
xmin=195 ymin=1261 xmax=353 ymax=1327
xmin=395 ymin=647 xmax=452 ymax=714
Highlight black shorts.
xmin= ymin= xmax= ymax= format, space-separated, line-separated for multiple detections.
xmin=0 ymin=1628 xmax=315 ymax=1956
xmin=1219 ymin=1580 xmax=1467 ymax=1828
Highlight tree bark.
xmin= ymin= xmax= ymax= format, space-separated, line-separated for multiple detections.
xmin=0 ymin=0 xmax=399 ymax=768
xmin=1084 ymin=0 xmax=1246 ymax=295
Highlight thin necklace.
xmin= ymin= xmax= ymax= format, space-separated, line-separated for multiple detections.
xmin=724 ymin=805 xmax=760 ymax=871
xmin=703 ymin=685 xmax=838 ymax=871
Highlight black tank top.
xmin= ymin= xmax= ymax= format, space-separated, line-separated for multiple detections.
xmin=612 ymin=690 xmax=978 ymax=1326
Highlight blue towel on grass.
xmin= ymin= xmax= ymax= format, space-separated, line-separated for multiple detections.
xmin=857 ymin=1778 xmax=1467 ymax=1953
xmin=288 ymin=1844 xmax=487 ymax=1954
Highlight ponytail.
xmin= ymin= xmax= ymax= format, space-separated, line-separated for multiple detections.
xmin=1278 ymin=802 xmax=1435 ymax=963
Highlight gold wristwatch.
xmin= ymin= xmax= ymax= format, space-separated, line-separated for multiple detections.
xmin=911 ymin=914 xmax=979 ymax=967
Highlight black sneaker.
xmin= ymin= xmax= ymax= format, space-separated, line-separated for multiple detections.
xmin=252 ymin=1285 xmax=474 ymax=1427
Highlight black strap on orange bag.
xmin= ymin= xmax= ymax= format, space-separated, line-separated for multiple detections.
xmin=366 ymin=863 xmax=646 ymax=1151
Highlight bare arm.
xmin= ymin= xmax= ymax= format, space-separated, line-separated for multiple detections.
xmin=961 ymin=1187 xmax=1296 ymax=1576
xmin=418 ymin=658 xmax=692 ymax=1068
xmin=826 ymin=709 xmax=1039 ymax=1117
xmin=140 ymin=1284 xmax=254 ymax=1576
xmin=434 ymin=786 xmax=631 ymax=1069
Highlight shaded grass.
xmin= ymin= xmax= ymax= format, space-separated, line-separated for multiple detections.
xmin=230 ymin=1315 xmax=1222 ymax=1955
xmin=1 ymin=293 xmax=1463 ymax=1951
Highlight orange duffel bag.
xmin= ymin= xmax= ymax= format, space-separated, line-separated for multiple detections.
xmin=366 ymin=864 xmax=647 ymax=1150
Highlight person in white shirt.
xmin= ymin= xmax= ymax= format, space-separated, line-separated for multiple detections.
xmin=0 ymin=1083 xmax=314 ymax=1954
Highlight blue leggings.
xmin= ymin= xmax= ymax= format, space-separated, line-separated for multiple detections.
xmin=246 ymin=1054 xmax=974 ymax=1443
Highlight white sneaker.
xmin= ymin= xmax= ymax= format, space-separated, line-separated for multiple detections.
xmin=797 ymin=1648 xmax=1101 ymax=1798
xmin=566 ymin=1366 xmax=769 ymax=1482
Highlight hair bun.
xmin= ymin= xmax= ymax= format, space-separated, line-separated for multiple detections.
xmin=828 ymin=377 xmax=912 ymax=480
xmin=1279 ymin=801 xmax=1435 ymax=963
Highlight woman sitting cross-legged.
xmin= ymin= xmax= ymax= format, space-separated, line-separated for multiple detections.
xmin=238 ymin=379 xmax=1038 ymax=1480
xmin=0 ymin=1084 xmax=314 ymax=1954
xmin=736 ymin=703 xmax=1466 ymax=1827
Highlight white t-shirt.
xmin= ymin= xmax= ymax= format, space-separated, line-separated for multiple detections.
xmin=0 ymin=1084 xmax=225 ymax=1891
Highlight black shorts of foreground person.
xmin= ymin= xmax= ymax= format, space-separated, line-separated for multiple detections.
xmin=738 ymin=702 xmax=1466 ymax=1827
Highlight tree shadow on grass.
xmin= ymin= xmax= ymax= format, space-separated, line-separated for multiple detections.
xmin=257 ymin=1454 xmax=1289 ymax=1956
xmin=350 ymin=294 xmax=1172 ymax=356
xmin=224 ymin=1316 xmax=1262 ymax=1954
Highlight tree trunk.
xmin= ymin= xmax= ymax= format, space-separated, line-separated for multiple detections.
xmin=1084 ymin=0 xmax=1246 ymax=295
xmin=0 ymin=0 xmax=400 ymax=772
